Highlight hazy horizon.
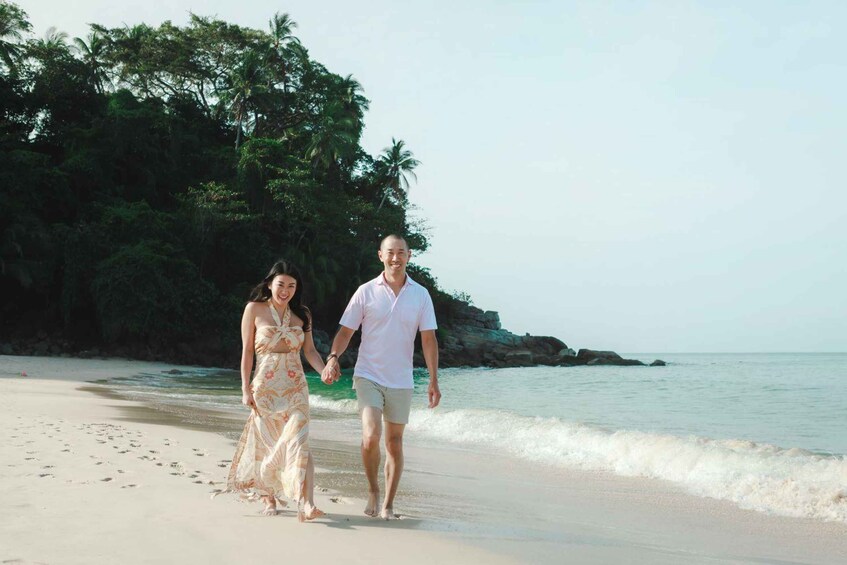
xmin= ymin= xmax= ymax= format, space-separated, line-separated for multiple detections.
xmin=19 ymin=1 xmax=847 ymax=353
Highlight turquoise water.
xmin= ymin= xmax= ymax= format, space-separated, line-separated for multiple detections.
xmin=110 ymin=352 xmax=847 ymax=523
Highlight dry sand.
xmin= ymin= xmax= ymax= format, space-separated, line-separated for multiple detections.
xmin=0 ymin=356 xmax=514 ymax=565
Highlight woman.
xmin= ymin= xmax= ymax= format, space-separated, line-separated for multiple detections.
xmin=224 ymin=260 xmax=326 ymax=521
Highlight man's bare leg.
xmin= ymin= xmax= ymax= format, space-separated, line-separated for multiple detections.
xmin=381 ymin=421 xmax=405 ymax=520
xmin=361 ymin=406 xmax=383 ymax=516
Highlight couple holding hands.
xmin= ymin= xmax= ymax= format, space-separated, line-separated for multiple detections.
xmin=223 ymin=235 xmax=441 ymax=522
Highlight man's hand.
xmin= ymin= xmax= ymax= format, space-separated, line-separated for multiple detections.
xmin=427 ymin=380 xmax=441 ymax=409
xmin=321 ymin=358 xmax=340 ymax=384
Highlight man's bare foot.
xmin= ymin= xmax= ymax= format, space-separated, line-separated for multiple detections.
xmin=379 ymin=506 xmax=400 ymax=520
xmin=364 ymin=491 xmax=379 ymax=517
xmin=261 ymin=495 xmax=277 ymax=516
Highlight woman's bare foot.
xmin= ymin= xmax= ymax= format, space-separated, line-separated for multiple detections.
xmin=261 ymin=495 xmax=277 ymax=516
xmin=364 ymin=491 xmax=379 ymax=517
xmin=379 ymin=506 xmax=400 ymax=520
xmin=301 ymin=503 xmax=325 ymax=521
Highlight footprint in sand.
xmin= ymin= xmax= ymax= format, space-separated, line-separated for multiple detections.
xmin=217 ymin=463 xmax=228 ymax=468
xmin=24 ymin=457 xmax=36 ymax=461
xmin=101 ymin=477 xmax=113 ymax=482
xmin=95 ymin=462 xmax=103 ymax=466
xmin=149 ymin=450 xmax=158 ymax=454
xmin=61 ymin=449 xmax=71 ymax=453
xmin=42 ymin=465 xmax=54 ymax=469
xmin=39 ymin=473 xmax=53 ymax=478
xmin=155 ymin=463 xmax=163 ymax=467
xmin=121 ymin=484 xmax=138 ymax=489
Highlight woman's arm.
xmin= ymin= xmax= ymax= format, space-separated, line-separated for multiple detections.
xmin=240 ymin=303 xmax=257 ymax=411
xmin=301 ymin=329 xmax=326 ymax=374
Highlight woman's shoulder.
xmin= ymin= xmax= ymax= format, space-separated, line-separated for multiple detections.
xmin=245 ymin=300 xmax=267 ymax=313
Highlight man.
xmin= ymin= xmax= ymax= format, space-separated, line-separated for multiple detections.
xmin=321 ymin=234 xmax=441 ymax=520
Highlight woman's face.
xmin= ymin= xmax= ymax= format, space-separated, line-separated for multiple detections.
xmin=268 ymin=274 xmax=297 ymax=304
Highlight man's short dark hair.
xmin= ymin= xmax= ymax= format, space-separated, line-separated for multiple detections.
xmin=380 ymin=234 xmax=409 ymax=250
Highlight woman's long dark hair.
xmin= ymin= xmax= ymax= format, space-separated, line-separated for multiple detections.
xmin=248 ymin=260 xmax=311 ymax=331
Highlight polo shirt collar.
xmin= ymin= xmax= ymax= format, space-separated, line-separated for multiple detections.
xmin=377 ymin=272 xmax=415 ymax=288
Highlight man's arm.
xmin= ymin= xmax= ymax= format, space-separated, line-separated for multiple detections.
xmin=321 ymin=326 xmax=356 ymax=384
xmin=420 ymin=330 xmax=440 ymax=408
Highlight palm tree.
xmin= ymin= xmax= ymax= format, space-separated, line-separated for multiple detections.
xmin=223 ymin=50 xmax=267 ymax=150
xmin=335 ymin=73 xmax=369 ymax=130
xmin=73 ymin=31 xmax=109 ymax=92
xmin=304 ymin=101 xmax=357 ymax=171
xmin=376 ymin=138 xmax=420 ymax=210
xmin=268 ymin=12 xmax=299 ymax=88
xmin=34 ymin=26 xmax=68 ymax=52
xmin=0 ymin=1 xmax=31 ymax=73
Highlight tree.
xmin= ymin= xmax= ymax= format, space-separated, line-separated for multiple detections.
xmin=223 ymin=49 xmax=267 ymax=150
xmin=376 ymin=138 xmax=420 ymax=209
xmin=0 ymin=1 xmax=31 ymax=74
xmin=267 ymin=12 xmax=298 ymax=92
xmin=304 ymin=100 xmax=357 ymax=172
xmin=73 ymin=31 xmax=109 ymax=93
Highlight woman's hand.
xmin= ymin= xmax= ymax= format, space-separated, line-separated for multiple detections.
xmin=321 ymin=358 xmax=339 ymax=384
xmin=242 ymin=389 xmax=258 ymax=412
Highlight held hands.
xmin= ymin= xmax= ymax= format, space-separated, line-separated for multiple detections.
xmin=428 ymin=380 xmax=441 ymax=409
xmin=321 ymin=357 xmax=341 ymax=384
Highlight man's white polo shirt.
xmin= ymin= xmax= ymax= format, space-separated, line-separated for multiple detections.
xmin=339 ymin=273 xmax=437 ymax=389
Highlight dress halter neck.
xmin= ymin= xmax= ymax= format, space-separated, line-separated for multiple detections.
xmin=268 ymin=302 xmax=290 ymax=327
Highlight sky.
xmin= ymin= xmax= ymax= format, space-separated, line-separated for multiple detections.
xmin=20 ymin=1 xmax=847 ymax=352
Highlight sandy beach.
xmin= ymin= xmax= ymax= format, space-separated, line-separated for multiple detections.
xmin=2 ymin=355 xmax=846 ymax=565
xmin=0 ymin=356 xmax=514 ymax=565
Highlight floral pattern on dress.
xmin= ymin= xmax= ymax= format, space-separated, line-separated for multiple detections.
xmin=225 ymin=303 xmax=309 ymax=504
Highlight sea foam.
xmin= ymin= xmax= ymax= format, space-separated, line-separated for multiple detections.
xmin=408 ymin=408 xmax=847 ymax=523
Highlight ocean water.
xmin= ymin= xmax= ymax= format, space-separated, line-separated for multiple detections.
xmin=108 ymin=352 xmax=847 ymax=523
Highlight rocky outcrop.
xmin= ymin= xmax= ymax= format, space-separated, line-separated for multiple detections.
xmin=0 ymin=301 xmax=663 ymax=371
xmin=434 ymin=303 xmax=649 ymax=368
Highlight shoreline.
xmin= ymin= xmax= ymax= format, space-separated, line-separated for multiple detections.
xmin=2 ymin=355 xmax=846 ymax=564
xmin=0 ymin=356 xmax=516 ymax=565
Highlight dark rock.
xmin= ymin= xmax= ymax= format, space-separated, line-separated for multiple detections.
xmin=580 ymin=349 xmax=645 ymax=366
xmin=504 ymin=350 xmax=534 ymax=366
xmin=577 ymin=349 xmax=623 ymax=362
xmin=618 ymin=359 xmax=646 ymax=366
xmin=650 ymin=359 xmax=667 ymax=366
xmin=534 ymin=354 xmax=558 ymax=366
xmin=558 ymin=348 xmax=576 ymax=357
xmin=165 ymin=369 xmax=185 ymax=375
xmin=0 ymin=343 xmax=12 ymax=355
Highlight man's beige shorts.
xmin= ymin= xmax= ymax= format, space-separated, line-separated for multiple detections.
xmin=353 ymin=377 xmax=413 ymax=424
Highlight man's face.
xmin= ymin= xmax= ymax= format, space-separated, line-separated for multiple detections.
xmin=378 ymin=238 xmax=410 ymax=275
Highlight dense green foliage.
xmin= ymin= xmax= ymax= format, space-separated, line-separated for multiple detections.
xmin=0 ymin=3 xmax=463 ymax=363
